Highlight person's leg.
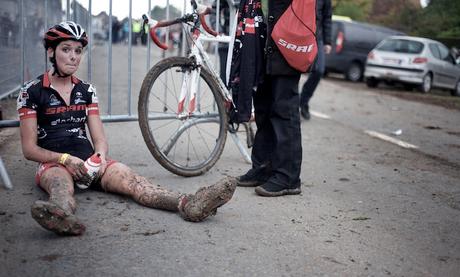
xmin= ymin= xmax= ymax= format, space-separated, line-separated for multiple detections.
xmin=101 ymin=163 xmax=182 ymax=210
xmin=100 ymin=163 xmax=236 ymax=222
xmin=300 ymin=42 xmax=325 ymax=119
xmin=236 ymin=79 xmax=273 ymax=186
xmin=39 ymin=167 xmax=76 ymax=213
xmin=218 ymin=46 xmax=228 ymax=84
xmin=251 ymin=78 xmax=274 ymax=168
xmin=255 ymin=74 xmax=303 ymax=196
xmin=31 ymin=165 xmax=85 ymax=235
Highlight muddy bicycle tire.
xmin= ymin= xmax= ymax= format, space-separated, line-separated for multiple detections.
xmin=138 ymin=56 xmax=228 ymax=177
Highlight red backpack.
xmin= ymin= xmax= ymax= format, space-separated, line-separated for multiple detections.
xmin=271 ymin=0 xmax=317 ymax=72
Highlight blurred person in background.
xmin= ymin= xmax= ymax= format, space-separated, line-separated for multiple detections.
xmin=299 ymin=0 xmax=332 ymax=120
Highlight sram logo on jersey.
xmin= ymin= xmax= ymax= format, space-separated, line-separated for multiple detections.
xmin=277 ymin=39 xmax=314 ymax=53
xmin=45 ymin=104 xmax=86 ymax=114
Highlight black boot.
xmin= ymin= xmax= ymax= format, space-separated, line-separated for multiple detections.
xmin=300 ymin=105 xmax=310 ymax=120
xmin=236 ymin=165 xmax=271 ymax=187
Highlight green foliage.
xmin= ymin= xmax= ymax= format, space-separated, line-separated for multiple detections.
xmin=334 ymin=2 xmax=365 ymax=21
xmin=414 ymin=0 xmax=460 ymax=39
xmin=332 ymin=0 xmax=460 ymax=45
xmin=332 ymin=0 xmax=372 ymax=21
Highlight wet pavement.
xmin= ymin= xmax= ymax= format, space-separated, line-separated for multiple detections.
xmin=1 ymin=44 xmax=459 ymax=276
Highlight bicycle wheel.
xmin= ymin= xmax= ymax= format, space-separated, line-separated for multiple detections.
xmin=138 ymin=56 xmax=228 ymax=177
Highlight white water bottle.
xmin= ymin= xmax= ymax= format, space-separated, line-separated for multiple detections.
xmin=76 ymin=153 xmax=102 ymax=189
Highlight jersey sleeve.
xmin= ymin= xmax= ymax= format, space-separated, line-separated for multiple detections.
xmin=17 ymin=81 xmax=38 ymax=120
xmin=86 ymin=83 xmax=100 ymax=116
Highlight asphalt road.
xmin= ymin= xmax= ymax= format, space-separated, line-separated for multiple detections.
xmin=0 ymin=44 xmax=459 ymax=276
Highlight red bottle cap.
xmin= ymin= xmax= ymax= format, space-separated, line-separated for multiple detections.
xmin=90 ymin=153 xmax=102 ymax=164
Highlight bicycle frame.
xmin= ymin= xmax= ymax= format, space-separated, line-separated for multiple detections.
xmin=177 ymin=31 xmax=233 ymax=115
xmin=181 ymin=33 xmax=251 ymax=163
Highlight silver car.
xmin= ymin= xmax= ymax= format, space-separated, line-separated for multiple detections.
xmin=364 ymin=36 xmax=460 ymax=96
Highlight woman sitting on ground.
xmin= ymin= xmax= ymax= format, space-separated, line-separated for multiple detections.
xmin=17 ymin=21 xmax=236 ymax=236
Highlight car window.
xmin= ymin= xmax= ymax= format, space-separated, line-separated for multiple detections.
xmin=346 ymin=23 xmax=375 ymax=44
xmin=445 ymin=54 xmax=455 ymax=64
xmin=429 ymin=43 xmax=441 ymax=59
xmin=373 ymin=28 xmax=404 ymax=42
xmin=376 ymin=39 xmax=424 ymax=54
xmin=331 ymin=21 xmax=339 ymax=45
xmin=437 ymin=43 xmax=450 ymax=60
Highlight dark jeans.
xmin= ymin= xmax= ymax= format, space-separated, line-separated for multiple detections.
xmin=218 ymin=46 xmax=228 ymax=84
xmin=300 ymin=41 xmax=325 ymax=108
xmin=252 ymin=74 xmax=302 ymax=188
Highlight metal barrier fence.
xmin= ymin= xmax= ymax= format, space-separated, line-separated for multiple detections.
xmin=0 ymin=0 xmax=62 ymax=101
xmin=0 ymin=0 xmax=238 ymax=189
xmin=0 ymin=0 xmax=236 ymax=127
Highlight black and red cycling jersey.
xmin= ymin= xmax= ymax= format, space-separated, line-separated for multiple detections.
xmin=17 ymin=72 xmax=100 ymax=161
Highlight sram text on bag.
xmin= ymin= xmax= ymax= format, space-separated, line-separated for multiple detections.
xmin=271 ymin=0 xmax=317 ymax=72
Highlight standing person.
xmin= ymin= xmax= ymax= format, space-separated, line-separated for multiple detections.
xmin=299 ymin=0 xmax=332 ymax=120
xmin=132 ymin=19 xmax=142 ymax=45
xmin=235 ymin=0 xmax=303 ymax=197
xmin=17 ymin=21 xmax=236 ymax=236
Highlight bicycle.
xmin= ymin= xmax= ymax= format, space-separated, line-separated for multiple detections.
xmin=138 ymin=0 xmax=253 ymax=177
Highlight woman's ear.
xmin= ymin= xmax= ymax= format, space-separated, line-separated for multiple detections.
xmin=47 ymin=47 xmax=54 ymax=58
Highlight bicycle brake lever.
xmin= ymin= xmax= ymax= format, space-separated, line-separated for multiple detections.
xmin=142 ymin=14 xmax=158 ymax=27
xmin=142 ymin=14 xmax=167 ymax=50
xmin=191 ymin=0 xmax=198 ymax=10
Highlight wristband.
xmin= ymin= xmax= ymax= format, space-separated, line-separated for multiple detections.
xmin=59 ymin=153 xmax=70 ymax=165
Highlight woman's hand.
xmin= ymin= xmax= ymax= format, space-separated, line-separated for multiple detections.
xmin=63 ymin=155 xmax=91 ymax=183
xmin=97 ymin=152 xmax=108 ymax=178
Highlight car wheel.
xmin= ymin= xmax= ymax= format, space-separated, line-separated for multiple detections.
xmin=451 ymin=79 xmax=460 ymax=97
xmin=419 ymin=73 xmax=432 ymax=93
xmin=346 ymin=62 xmax=363 ymax=82
xmin=366 ymin=78 xmax=379 ymax=88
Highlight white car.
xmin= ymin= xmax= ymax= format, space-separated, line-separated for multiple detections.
xmin=364 ymin=36 xmax=460 ymax=96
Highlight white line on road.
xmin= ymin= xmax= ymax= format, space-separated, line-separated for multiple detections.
xmin=307 ymin=110 xmax=418 ymax=150
xmin=364 ymin=130 xmax=419 ymax=149
xmin=310 ymin=110 xmax=331 ymax=119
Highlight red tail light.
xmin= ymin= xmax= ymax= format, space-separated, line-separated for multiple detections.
xmin=335 ymin=31 xmax=344 ymax=53
xmin=367 ymin=51 xmax=375 ymax=60
xmin=412 ymin=57 xmax=427 ymax=64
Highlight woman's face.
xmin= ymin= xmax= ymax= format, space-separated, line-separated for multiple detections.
xmin=49 ymin=40 xmax=83 ymax=75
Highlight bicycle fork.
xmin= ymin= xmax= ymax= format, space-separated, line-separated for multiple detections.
xmin=178 ymin=67 xmax=201 ymax=116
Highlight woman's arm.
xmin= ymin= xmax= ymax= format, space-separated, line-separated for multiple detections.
xmin=87 ymin=114 xmax=108 ymax=156
xmin=20 ymin=117 xmax=60 ymax=163
xmin=87 ymin=113 xmax=109 ymax=174
xmin=19 ymin=118 xmax=87 ymax=179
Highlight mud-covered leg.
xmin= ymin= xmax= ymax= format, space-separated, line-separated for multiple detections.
xmin=41 ymin=169 xmax=76 ymax=213
xmin=101 ymin=163 xmax=182 ymax=211
xmin=101 ymin=163 xmax=238 ymax=221
xmin=31 ymin=167 xmax=85 ymax=236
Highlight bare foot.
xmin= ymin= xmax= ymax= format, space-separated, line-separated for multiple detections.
xmin=179 ymin=177 xmax=237 ymax=222
xmin=31 ymin=200 xmax=86 ymax=236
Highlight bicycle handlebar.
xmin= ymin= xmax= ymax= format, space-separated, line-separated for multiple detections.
xmin=142 ymin=1 xmax=218 ymax=50
xmin=199 ymin=7 xmax=218 ymax=37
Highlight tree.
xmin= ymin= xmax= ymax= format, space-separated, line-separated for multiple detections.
xmin=332 ymin=0 xmax=460 ymax=46
xmin=413 ymin=0 xmax=460 ymax=39
xmin=332 ymin=0 xmax=372 ymax=21
xmin=151 ymin=5 xmax=181 ymax=21
xmin=367 ymin=0 xmax=421 ymax=33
